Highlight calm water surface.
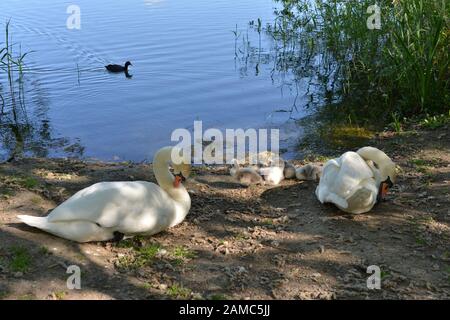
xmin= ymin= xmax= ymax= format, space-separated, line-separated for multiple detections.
xmin=0 ymin=0 xmax=310 ymax=161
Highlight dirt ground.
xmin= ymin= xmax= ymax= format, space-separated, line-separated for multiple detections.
xmin=0 ymin=125 xmax=449 ymax=300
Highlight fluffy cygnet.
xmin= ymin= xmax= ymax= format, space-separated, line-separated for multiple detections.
xmin=230 ymin=159 xmax=264 ymax=187
xmin=295 ymin=164 xmax=322 ymax=181
xmin=283 ymin=161 xmax=296 ymax=179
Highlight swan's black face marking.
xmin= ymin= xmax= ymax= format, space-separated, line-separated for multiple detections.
xmin=385 ymin=176 xmax=394 ymax=188
xmin=174 ymin=172 xmax=186 ymax=182
xmin=96 ymin=222 xmax=101 ymax=227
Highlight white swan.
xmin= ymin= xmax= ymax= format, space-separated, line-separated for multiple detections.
xmin=18 ymin=146 xmax=191 ymax=242
xmin=315 ymin=147 xmax=396 ymax=214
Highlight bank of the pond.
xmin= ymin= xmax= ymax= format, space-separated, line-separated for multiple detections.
xmin=0 ymin=124 xmax=449 ymax=299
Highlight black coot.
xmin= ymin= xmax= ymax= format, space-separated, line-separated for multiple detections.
xmin=105 ymin=61 xmax=132 ymax=72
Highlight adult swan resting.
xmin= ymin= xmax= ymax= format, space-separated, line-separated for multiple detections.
xmin=315 ymin=147 xmax=396 ymax=214
xmin=18 ymin=146 xmax=191 ymax=242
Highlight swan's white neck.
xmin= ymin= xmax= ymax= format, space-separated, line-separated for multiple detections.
xmin=357 ymin=147 xmax=395 ymax=182
xmin=153 ymin=147 xmax=191 ymax=225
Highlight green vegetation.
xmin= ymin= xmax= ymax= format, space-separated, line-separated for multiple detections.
xmin=0 ymin=173 xmax=40 ymax=190
xmin=380 ymin=270 xmax=390 ymax=279
xmin=172 ymin=246 xmax=197 ymax=260
xmin=20 ymin=176 xmax=38 ymax=189
xmin=209 ymin=293 xmax=229 ymax=300
xmin=258 ymin=0 xmax=449 ymax=128
xmin=420 ymin=111 xmax=450 ymax=129
xmin=410 ymin=159 xmax=427 ymax=167
xmin=167 ymin=283 xmax=192 ymax=299
xmin=138 ymin=244 xmax=161 ymax=262
xmin=319 ymin=125 xmax=374 ymax=149
xmin=52 ymin=291 xmax=66 ymax=300
xmin=415 ymin=236 xmax=427 ymax=246
xmin=1 ymin=20 xmax=29 ymax=110
xmin=139 ymin=282 xmax=152 ymax=290
xmin=1 ymin=21 xmax=29 ymax=70
xmin=390 ymin=113 xmax=403 ymax=133
xmin=410 ymin=158 xmax=436 ymax=174
xmin=1 ymin=21 xmax=62 ymax=161
xmin=115 ymin=240 xmax=198 ymax=270
xmin=116 ymin=243 xmax=162 ymax=269
xmin=262 ymin=218 xmax=274 ymax=226
xmin=9 ymin=246 xmax=32 ymax=272
xmin=39 ymin=246 xmax=51 ymax=255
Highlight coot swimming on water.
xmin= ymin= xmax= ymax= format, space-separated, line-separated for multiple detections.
xmin=105 ymin=61 xmax=132 ymax=72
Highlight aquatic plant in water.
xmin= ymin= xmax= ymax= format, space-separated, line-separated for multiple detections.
xmin=0 ymin=21 xmax=84 ymax=161
xmin=242 ymin=0 xmax=449 ymax=126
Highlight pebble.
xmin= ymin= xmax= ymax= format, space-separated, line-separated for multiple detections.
xmin=237 ymin=266 xmax=247 ymax=273
xmin=14 ymin=272 xmax=23 ymax=278
xmin=159 ymin=284 xmax=168 ymax=291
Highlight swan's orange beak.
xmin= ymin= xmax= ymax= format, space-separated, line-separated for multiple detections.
xmin=378 ymin=176 xmax=393 ymax=202
xmin=173 ymin=174 xmax=184 ymax=188
xmin=380 ymin=182 xmax=389 ymax=199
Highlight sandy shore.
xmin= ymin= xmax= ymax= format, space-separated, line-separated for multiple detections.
xmin=0 ymin=125 xmax=449 ymax=299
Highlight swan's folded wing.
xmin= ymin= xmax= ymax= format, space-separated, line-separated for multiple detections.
xmin=332 ymin=152 xmax=374 ymax=198
xmin=47 ymin=181 xmax=167 ymax=227
xmin=340 ymin=152 xmax=374 ymax=180
xmin=319 ymin=158 xmax=341 ymax=187
xmin=316 ymin=158 xmax=341 ymax=203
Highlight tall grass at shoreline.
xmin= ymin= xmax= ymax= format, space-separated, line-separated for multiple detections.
xmin=0 ymin=21 xmax=31 ymax=160
xmin=1 ymin=21 xmax=29 ymax=115
xmin=1 ymin=21 xmax=83 ymax=161
xmin=264 ymin=0 xmax=449 ymax=126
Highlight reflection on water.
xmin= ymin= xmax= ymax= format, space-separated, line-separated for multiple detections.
xmin=236 ymin=9 xmax=339 ymax=121
xmin=0 ymin=35 xmax=83 ymax=161
xmin=0 ymin=0 xmax=318 ymax=162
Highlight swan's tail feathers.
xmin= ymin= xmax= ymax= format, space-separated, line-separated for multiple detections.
xmin=17 ymin=215 xmax=49 ymax=230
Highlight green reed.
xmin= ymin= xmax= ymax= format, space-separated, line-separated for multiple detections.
xmin=1 ymin=21 xmax=29 ymax=81
xmin=0 ymin=20 xmax=31 ymax=160
xmin=265 ymin=0 xmax=449 ymax=126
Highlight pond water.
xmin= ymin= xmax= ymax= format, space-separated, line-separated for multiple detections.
xmin=0 ymin=0 xmax=312 ymax=162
